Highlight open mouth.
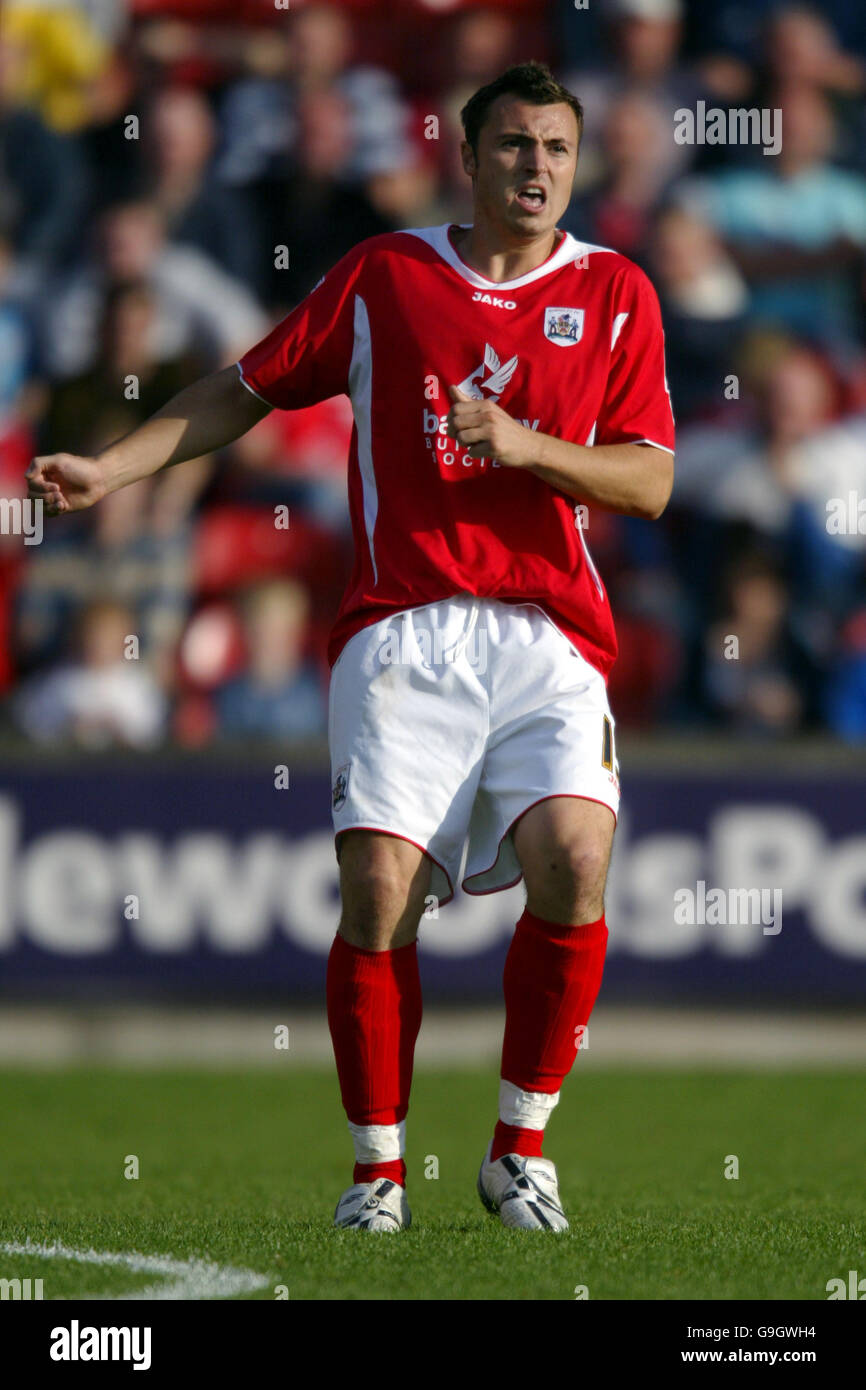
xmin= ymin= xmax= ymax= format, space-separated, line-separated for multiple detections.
xmin=515 ymin=185 xmax=547 ymax=212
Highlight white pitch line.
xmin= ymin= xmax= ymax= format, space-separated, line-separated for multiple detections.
xmin=0 ymin=1239 xmax=270 ymax=1300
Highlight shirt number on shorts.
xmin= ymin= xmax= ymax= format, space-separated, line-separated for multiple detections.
xmin=602 ymin=715 xmax=614 ymax=771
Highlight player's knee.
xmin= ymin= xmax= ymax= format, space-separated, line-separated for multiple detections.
xmin=338 ymin=842 xmax=427 ymax=947
xmin=525 ymin=837 xmax=610 ymax=923
xmin=341 ymin=862 xmax=404 ymax=923
xmin=544 ymin=836 xmax=610 ymax=891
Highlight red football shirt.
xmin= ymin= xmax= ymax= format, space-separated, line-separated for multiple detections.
xmin=236 ymin=224 xmax=675 ymax=676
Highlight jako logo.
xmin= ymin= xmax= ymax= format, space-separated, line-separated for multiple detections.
xmin=456 ymin=343 xmax=518 ymax=401
xmin=472 ymin=292 xmax=516 ymax=310
xmin=50 ymin=1321 xmax=152 ymax=1371
xmin=826 ymin=1270 xmax=866 ymax=1299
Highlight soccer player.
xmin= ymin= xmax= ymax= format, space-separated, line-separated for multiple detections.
xmin=27 ymin=62 xmax=674 ymax=1233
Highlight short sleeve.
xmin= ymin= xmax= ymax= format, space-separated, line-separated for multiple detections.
xmin=595 ymin=264 xmax=675 ymax=454
xmin=236 ymin=244 xmax=366 ymax=411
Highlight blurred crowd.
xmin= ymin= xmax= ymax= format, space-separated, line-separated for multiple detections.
xmin=1 ymin=0 xmax=866 ymax=748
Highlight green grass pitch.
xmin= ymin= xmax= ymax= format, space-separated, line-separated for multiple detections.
xmin=0 ymin=1067 xmax=863 ymax=1300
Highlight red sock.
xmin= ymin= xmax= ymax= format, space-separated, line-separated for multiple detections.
xmin=492 ymin=1121 xmax=544 ymax=1159
xmin=353 ymin=1158 xmax=406 ymax=1186
xmin=491 ymin=908 xmax=608 ymax=1161
xmin=326 ymin=934 xmax=422 ymax=1187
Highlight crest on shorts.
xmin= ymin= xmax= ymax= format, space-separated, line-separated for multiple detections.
xmin=332 ymin=763 xmax=350 ymax=811
xmin=544 ymin=307 xmax=584 ymax=346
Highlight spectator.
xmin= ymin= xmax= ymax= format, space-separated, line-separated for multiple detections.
xmin=673 ymin=337 xmax=844 ymax=537
xmin=689 ymin=1 xmax=866 ymax=104
xmin=214 ymin=580 xmax=326 ymax=740
xmin=762 ymin=7 xmax=866 ymax=172
xmin=17 ymin=282 xmax=211 ymax=686
xmin=0 ymin=0 xmax=111 ymax=134
xmin=669 ymin=337 xmax=855 ymax=663
xmin=42 ymin=279 xmax=205 ymax=455
xmin=561 ymin=0 xmax=706 ymax=190
xmin=784 ymin=409 xmax=866 ymax=621
xmin=701 ymin=553 xmax=815 ymax=734
xmin=216 ymin=3 xmax=411 ymax=189
xmin=825 ymin=610 xmax=866 ymax=740
xmin=648 ymin=204 xmax=748 ymax=421
xmin=679 ymin=83 xmax=866 ymax=347
xmin=365 ymin=146 xmax=452 ymax=233
xmin=436 ymin=8 xmax=520 ymax=221
xmin=437 ymin=6 xmax=519 ymax=115
xmin=562 ymin=91 xmax=681 ymax=259
xmin=40 ymin=198 xmax=268 ymax=379
xmin=288 ymin=3 xmax=411 ymax=183
xmin=0 ymin=31 xmax=91 ymax=294
xmin=142 ymin=85 xmax=260 ymax=288
xmin=14 ymin=597 xmax=167 ymax=747
xmin=246 ymin=89 xmax=394 ymax=310
xmin=764 ymin=6 xmax=866 ymax=97
xmin=79 ymin=47 xmax=146 ymax=213
xmin=0 ymin=230 xmax=37 ymax=428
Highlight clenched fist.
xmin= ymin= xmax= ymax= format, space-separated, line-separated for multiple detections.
xmin=445 ymin=384 xmax=542 ymax=469
xmin=25 ymin=453 xmax=109 ymax=517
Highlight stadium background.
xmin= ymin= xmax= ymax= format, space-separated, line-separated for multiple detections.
xmin=0 ymin=2 xmax=865 ymax=1068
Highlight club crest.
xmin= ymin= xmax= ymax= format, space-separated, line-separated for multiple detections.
xmin=544 ymin=307 xmax=584 ymax=346
xmin=332 ymin=763 xmax=350 ymax=811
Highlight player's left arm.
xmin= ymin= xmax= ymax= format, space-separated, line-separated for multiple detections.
xmin=445 ymin=389 xmax=673 ymax=521
xmin=448 ymin=261 xmax=675 ymax=521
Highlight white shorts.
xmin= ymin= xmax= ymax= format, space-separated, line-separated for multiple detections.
xmin=328 ymin=595 xmax=620 ymax=904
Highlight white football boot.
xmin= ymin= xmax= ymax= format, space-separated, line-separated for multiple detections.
xmin=333 ymin=1177 xmax=411 ymax=1232
xmin=477 ymin=1143 xmax=569 ymax=1231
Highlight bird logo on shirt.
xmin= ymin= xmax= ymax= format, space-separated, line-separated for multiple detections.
xmin=456 ymin=343 xmax=519 ymax=401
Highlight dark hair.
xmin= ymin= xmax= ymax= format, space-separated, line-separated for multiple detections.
xmin=460 ymin=61 xmax=583 ymax=155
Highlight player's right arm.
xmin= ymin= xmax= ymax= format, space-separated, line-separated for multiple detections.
xmin=27 ymin=238 xmax=369 ymax=516
xmin=26 ymin=364 xmax=272 ymax=516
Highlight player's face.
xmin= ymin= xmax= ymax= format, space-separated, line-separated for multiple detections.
xmin=463 ymin=97 xmax=579 ymax=240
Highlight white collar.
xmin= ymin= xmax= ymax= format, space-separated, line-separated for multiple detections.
xmin=401 ymin=223 xmax=608 ymax=290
